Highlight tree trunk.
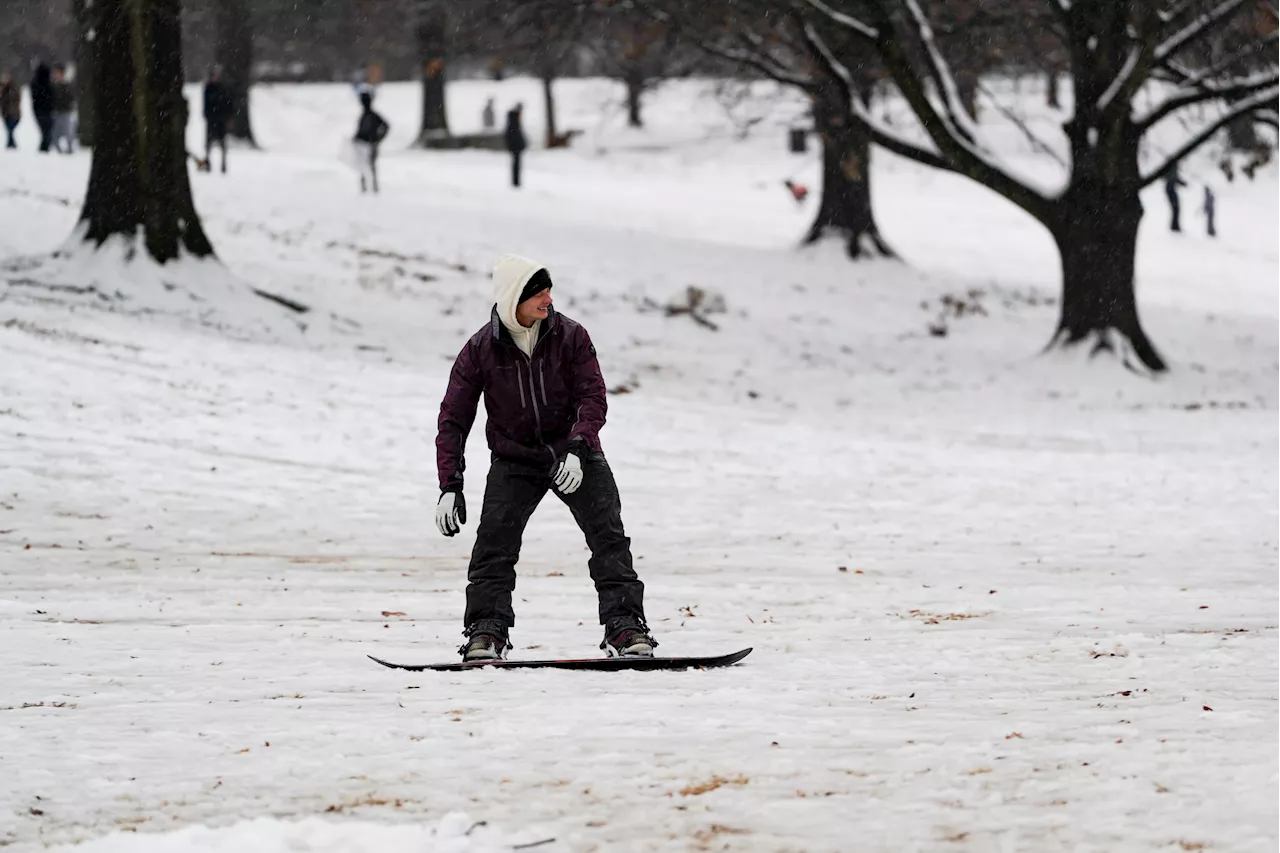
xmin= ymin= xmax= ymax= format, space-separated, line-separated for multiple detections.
xmin=805 ymin=97 xmax=894 ymax=260
xmin=215 ymin=0 xmax=256 ymax=146
xmin=73 ymin=0 xmax=97 ymax=147
xmin=1045 ymin=68 xmax=1060 ymax=109
xmin=1049 ymin=186 xmax=1164 ymax=373
xmin=1226 ymin=114 xmax=1259 ymax=150
xmin=954 ymin=68 xmax=980 ymax=121
xmin=541 ymin=71 xmax=557 ymax=147
xmin=624 ymin=71 xmax=644 ymax=128
xmin=416 ymin=3 xmax=449 ymax=142
xmin=79 ymin=0 xmax=213 ymax=262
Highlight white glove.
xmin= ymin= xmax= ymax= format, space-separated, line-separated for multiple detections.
xmin=435 ymin=491 xmax=466 ymax=537
xmin=553 ymin=452 xmax=583 ymax=495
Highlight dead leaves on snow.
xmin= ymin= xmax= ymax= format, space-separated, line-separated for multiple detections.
xmin=903 ymin=610 xmax=988 ymax=625
xmin=677 ymin=775 xmax=749 ymax=796
xmin=324 ymin=794 xmax=405 ymax=813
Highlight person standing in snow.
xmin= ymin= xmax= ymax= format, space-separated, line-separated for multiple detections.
xmin=353 ymin=90 xmax=389 ymax=194
xmin=0 ymin=73 xmax=20 ymax=149
xmin=1164 ymin=164 xmax=1187 ymax=232
xmin=434 ymin=254 xmax=655 ymax=662
xmin=504 ymin=103 xmax=527 ymax=188
xmin=203 ymin=66 xmax=233 ymax=174
xmin=50 ymin=64 xmax=75 ymax=154
xmin=482 ymin=97 xmax=495 ymax=130
xmin=30 ymin=63 xmax=53 ymax=153
xmin=1202 ymin=185 xmax=1216 ymax=238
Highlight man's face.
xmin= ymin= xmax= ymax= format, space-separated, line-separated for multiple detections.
xmin=515 ymin=287 xmax=552 ymax=327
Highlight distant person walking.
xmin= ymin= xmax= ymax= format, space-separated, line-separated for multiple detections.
xmin=482 ymin=97 xmax=495 ymax=130
xmin=0 ymin=73 xmax=20 ymax=149
xmin=353 ymin=90 xmax=389 ymax=194
xmin=30 ymin=64 xmax=53 ymax=153
xmin=1164 ymin=164 xmax=1187 ymax=233
xmin=1202 ymin=186 xmax=1216 ymax=238
xmin=50 ymin=64 xmax=75 ymax=154
xmin=505 ymin=103 xmax=527 ymax=188
xmin=203 ymin=66 xmax=233 ymax=174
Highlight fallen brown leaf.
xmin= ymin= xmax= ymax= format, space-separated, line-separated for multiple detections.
xmin=679 ymin=775 xmax=749 ymax=796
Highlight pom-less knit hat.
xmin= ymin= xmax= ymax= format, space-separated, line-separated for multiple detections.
xmin=518 ymin=268 xmax=552 ymax=304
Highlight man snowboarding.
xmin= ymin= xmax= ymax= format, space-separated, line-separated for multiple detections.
xmin=435 ymin=254 xmax=655 ymax=662
xmin=203 ymin=66 xmax=233 ymax=174
xmin=504 ymin=103 xmax=527 ymax=188
xmin=353 ymin=91 xmax=389 ymax=193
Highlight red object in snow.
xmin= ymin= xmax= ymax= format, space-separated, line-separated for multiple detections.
xmin=784 ymin=179 xmax=809 ymax=203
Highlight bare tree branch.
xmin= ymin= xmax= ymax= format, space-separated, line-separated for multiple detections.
xmin=799 ymin=0 xmax=879 ymax=40
xmin=901 ymin=0 xmax=979 ymax=143
xmin=696 ymin=34 xmax=816 ymax=90
xmin=1155 ymin=0 xmax=1250 ymax=64
xmin=1140 ymin=85 xmax=1280 ymax=186
xmin=1138 ymin=69 xmax=1280 ymax=130
xmin=794 ymin=17 xmax=958 ymax=173
xmin=977 ymin=81 xmax=1068 ymax=168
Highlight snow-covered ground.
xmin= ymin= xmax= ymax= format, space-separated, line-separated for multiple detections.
xmin=0 ymin=77 xmax=1276 ymax=852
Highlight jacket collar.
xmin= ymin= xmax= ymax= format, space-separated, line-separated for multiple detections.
xmin=490 ymin=303 xmax=558 ymax=345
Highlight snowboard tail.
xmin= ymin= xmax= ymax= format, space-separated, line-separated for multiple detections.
xmin=368 ymin=647 xmax=752 ymax=672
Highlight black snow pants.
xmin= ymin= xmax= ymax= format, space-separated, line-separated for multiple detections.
xmin=464 ymin=451 xmax=645 ymax=630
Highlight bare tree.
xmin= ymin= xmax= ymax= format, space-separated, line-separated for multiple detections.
xmin=799 ymin=0 xmax=1278 ymax=373
xmin=416 ymin=0 xmax=451 ymax=142
xmin=494 ymin=0 xmax=593 ymax=145
xmin=652 ymin=1 xmax=895 ymax=257
xmin=79 ymin=0 xmax=213 ymax=262
xmin=586 ymin=6 xmax=695 ymax=128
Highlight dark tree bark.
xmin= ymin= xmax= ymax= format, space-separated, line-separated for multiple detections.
xmin=416 ymin=2 xmax=449 ymax=142
xmin=1045 ymin=67 xmax=1060 ymax=109
xmin=215 ymin=0 xmax=256 ymax=146
xmin=1051 ymin=157 xmax=1163 ymax=371
xmin=1227 ymin=113 xmax=1259 ymax=149
xmin=541 ymin=71 xmax=558 ymax=145
xmin=73 ymin=0 xmax=96 ymax=148
xmin=806 ymin=93 xmax=894 ymax=259
xmin=954 ymin=67 xmax=980 ymax=120
xmin=79 ymin=0 xmax=213 ymax=262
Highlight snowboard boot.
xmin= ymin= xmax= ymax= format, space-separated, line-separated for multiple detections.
xmin=600 ymin=617 xmax=658 ymax=658
xmin=459 ymin=619 xmax=511 ymax=662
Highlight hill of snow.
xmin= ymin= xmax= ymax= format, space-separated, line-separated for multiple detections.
xmin=0 ymin=77 xmax=1275 ymax=853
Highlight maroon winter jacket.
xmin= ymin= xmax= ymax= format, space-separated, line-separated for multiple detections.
xmin=436 ymin=306 xmax=607 ymax=491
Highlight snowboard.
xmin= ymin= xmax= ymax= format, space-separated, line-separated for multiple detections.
xmin=368 ymin=647 xmax=752 ymax=672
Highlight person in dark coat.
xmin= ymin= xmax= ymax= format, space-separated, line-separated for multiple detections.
xmin=352 ymin=90 xmax=389 ymax=193
xmin=0 ymin=73 xmax=20 ymax=149
xmin=203 ymin=67 xmax=233 ymax=174
xmin=1164 ymin=163 xmax=1187 ymax=232
xmin=1202 ymin=185 xmax=1216 ymax=238
xmin=504 ymin=103 xmax=527 ymax=188
xmin=29 ymin=64 xmax=54 ymax=153
xmin=50 ymin=64 xmax=75 ymax=154
xmin=435 ymin=254 xmax=655 ymax=662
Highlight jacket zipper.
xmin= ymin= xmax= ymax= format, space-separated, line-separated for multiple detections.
xmin=516 ymin=363 xmax=526 ymax=409
xmin=538 ymin=364 xmax=549 ymax=407
xmin=525 ymin=329 xmax=557 ymax=468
